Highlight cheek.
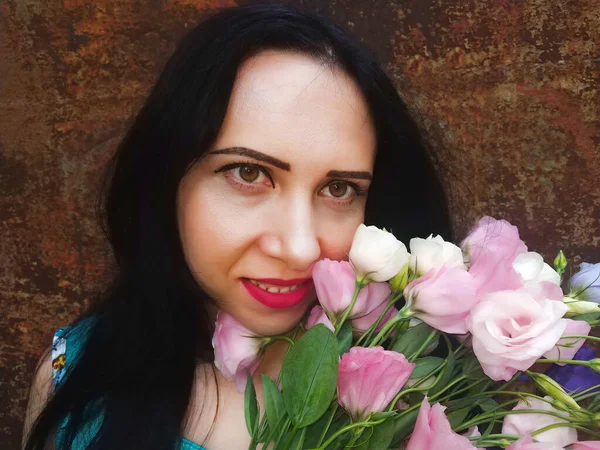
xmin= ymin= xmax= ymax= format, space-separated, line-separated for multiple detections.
xmin=318 ymin=213 xmax=364 ymax=261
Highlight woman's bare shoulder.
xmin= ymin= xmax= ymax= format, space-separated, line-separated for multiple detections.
xmin=22 ymin=346 xmax=54 ymax=449
xmin=182 ymin=363 xmax=252 ymax=450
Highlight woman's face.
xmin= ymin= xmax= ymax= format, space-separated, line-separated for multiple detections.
xmin=177 ymin=50 xmax=377 ymax=336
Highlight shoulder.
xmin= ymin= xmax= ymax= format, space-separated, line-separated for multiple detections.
xmin=183 ymin=363 xmax=252 ymax=450
xmin=22 ymin=345 xmax=53 ymax=449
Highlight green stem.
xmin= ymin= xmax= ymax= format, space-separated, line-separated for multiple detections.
xmin=455 ymin=408 xmax=574 ymax=433
xmin=536 ymin=358 xmax=592 ymax=367
xmin=368 ymin=309 xmax=413 ymax=347
xmin=562 ymin=335 xmax=600 ymax=342
xmin=408 ymin=329 xmax=439 ymax=361
xmin=355 ymin=291 xmax=404 ymax=346
xmin=283 ymin=424 xmax=299 ymax=450
xmin=386 ymin=361 xmax=448 ymax=412
xmin=271 ymin=417 xmax=291 ymax=450
xmin=317 ymin=418 xmax=386 ymax=450
xmin=294 ymin=427 xmax=307 ymax=450
xmin=429 ymin=375 xmax=467 ymax=402
xmin=316 ymin=402 xmax=339 ymax=447
xmin=531 ymin=421 xmax=595 ymax=437
xmin=335 ymin=279 xmax=365 ymax=336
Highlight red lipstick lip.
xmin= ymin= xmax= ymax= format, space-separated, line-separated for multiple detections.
xmin=241 ymin=278 xmax=314 ymax=309
xmin=247 ymin=277 xmax=312 ymax=287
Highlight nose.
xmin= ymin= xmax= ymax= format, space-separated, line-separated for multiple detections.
xmin=259 ymin=195 xmax=321 ymax=273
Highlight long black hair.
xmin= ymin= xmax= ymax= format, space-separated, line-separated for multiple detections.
xmin=24 ymin=3 xmax=451 ymax=449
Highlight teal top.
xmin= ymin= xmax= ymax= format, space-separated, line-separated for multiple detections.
xmin=51 ymin=317 xmax=206 ymax=450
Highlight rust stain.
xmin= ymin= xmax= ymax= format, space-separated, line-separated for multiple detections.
xmin=1 ymin=0 xmax=599 ymax=447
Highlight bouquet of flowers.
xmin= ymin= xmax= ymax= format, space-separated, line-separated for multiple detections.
xmin=212 ymin=216 xmax=600 ymax=449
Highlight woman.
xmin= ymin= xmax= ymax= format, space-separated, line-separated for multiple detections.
xmin=22 ymin=3 xmax=451 ymax=449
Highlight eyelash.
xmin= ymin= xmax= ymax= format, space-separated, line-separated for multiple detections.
xmin=214 ymin=161 xmax=368 ymax=206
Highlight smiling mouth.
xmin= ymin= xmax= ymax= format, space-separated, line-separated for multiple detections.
xmin=241 ymin=278 xmax=314 ymax=309
xmin=246 ymin=279 xmax=302 ymax=294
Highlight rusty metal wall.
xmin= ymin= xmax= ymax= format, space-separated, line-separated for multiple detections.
xmin=1 ymin=0 xmax=598 ymax=446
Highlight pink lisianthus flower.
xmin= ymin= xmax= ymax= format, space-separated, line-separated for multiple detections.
xmin=305 ymin=305 xmax=335 ymax=332
xmin=212 ymin=311 xmax=266 ymax=392
xmin=467 ymin=287 xmax=568 ymax=381
xmin=461 ymin=216 xmax=528 ymax=264
xmin=337 ymin=346 xmax=414 ymax=421
xmin=313 ymin=259 xmax=391 ymax=320
xmin=403 ymin=265 xmax=478 ymax=334
xmin=351 ymin=301 xmax=398 ymax=336
xmin=544 ymin=318 xmax=591 ymax=364
xmin=462 ymin=216 xmax=526 ymax=298
xmin=506 ymin=434 xmax=564 ymax=450
xmin=405 ymin=397 xmax=480 ymax=450
xmin=502 ymin=396 xmax=578 ymax=447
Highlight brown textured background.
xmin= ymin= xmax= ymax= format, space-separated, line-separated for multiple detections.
xmin=1 ymin=0 xmax=599 ymax=447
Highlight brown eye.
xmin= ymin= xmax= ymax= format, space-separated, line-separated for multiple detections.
xmin=328 ymin=181 xmax=349 ymax=198
xmin=239 ymin=165 xmax=260 ymax=182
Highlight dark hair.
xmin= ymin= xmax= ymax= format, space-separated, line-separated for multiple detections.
xmin=24 ymin=3 xmax=451 ymax=449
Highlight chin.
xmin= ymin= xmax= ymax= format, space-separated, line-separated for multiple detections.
xmin=246 ymin=301 xmax=314 ymax=336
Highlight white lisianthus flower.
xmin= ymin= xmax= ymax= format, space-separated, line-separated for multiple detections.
xmin=512 ymin=251 xmax=561 ymax=286
xmin=409 ymin=234 xmax=465 ymax=276
xmin=348 ymin=224 xmax=410 ymax=283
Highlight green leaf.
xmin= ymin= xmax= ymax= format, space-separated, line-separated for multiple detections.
xmin=390 ymin=409 xmax=419 ymax=447
xmin=281 ymin=324 xmax=339 ymax=428
xmin=369 ymin=411 xmax=397 ymax=421
xmin=302 ymin=408 xmax=351 ymax=450
xmin=336 ymin=320 xmax=353 ymax=355
xmin=447 ymin=406 xmax=470 ymax=429
xmin=244 ymin=370 xmax=259 ymax=438
xmin=462 ymin=353 xmax=487 ymax=380
xmin=429 ymin=341 xmax=456 ymax=397
xmin=367 ymin=418 xmax=395 ymax=450
xmin=354 ymin=417 xmax=395 ymax=450
xmin=571 ymin=312 xmax=600 ymax=322
xmin=392 ymin=322 xmax=435 ymax=358
xmin=261 ymin=374 xmax=286 ymax=431
xmin=479 ymin=398 xmax=501 ymax=412
xmin=409 ymin=356 xmax=445 ymax=379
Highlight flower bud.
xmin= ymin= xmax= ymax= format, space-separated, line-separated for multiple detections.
xmin=554 ymin=250 xmax=567 ymax=277
xmin=389 ymin=262 xmax=410 ymax=293
xmin=527 ymin=372 xmax=580 ymax=410
xmin=588 ymin=358 xmax=600 ymax=373
xmin=563 ymin=297 xmax=600 ymax=317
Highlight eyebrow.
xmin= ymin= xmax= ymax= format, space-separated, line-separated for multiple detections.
xmin=208 ymin=147 xmax=373 ymax=180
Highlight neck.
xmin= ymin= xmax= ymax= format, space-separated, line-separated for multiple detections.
xmin=254 ymin=327 xmax=302 ymax=382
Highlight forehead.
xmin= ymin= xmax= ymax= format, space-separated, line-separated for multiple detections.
xmin=212 ymin=50 xmax=376 ymax=169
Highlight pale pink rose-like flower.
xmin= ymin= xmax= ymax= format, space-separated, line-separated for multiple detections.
xmin=502 ymin=396 xmax=578 ymax=447
xmin=461 ymin=216 xmax=528 ymax=264
xmin=409 ymin=234 xmax=465 ymax=276
xmin=348 ymin=224 xmax=410 ymax=283
xmin=351 ymin=301 xmax=398 ymax=336
xmin=506 ymin=434 xmax=564 ymax=450
xmin=513 ymin=251 xmax=561 ymax=286
xmin=467 ymin=246 xmax=524 ymax=298
xmin=571 ymin=442 xmax=600 ymax=449
xmin=461 ymin=216 xmax=526 ymax=298
xmin=305 ymin=305 xmax=335 ymax=332
xmin=313 ymin=259 xmax=390 ymax=319
xmin=544 ymin=318 xmax=591 ymax=364
xmin=403 ymin=265 xmax=478 ymax=334
xmin=405 ymin=397 xmax=480 ymax=450
xmin=212 ymin=311 xmax=265 ymax=392
xmin=467 ymin=288 xmax=568 ymax=381
xmin=337 ymin=346 xmax=414 ymax=421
